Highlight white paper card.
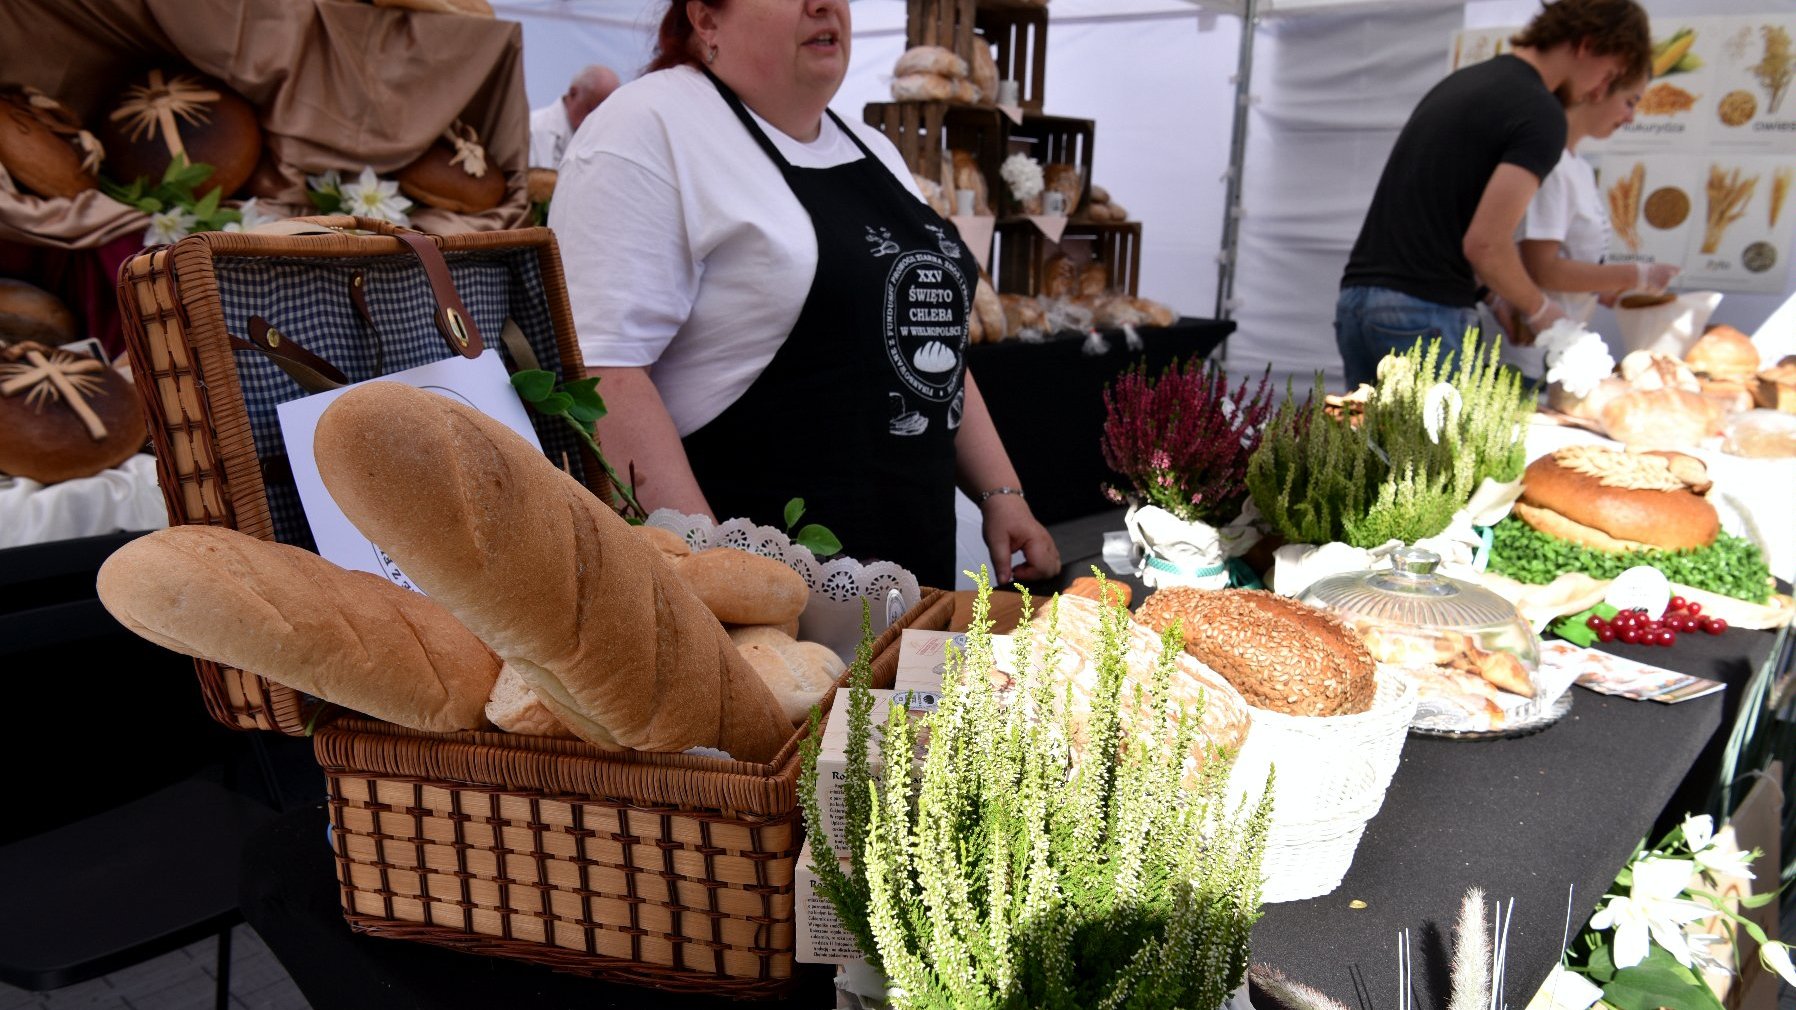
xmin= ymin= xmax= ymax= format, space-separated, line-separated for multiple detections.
xmin=275 ymin=349 xmax=542 ymax=589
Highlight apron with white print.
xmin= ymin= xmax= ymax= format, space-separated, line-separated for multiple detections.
xmin=681 ymin=69 xmax=975 ymax=587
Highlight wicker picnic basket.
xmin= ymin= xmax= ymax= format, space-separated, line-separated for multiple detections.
xmin=115 ymin=217 xmax=958 ymax=993
xmin=117 ymin=216 xmax=602 ymax=735
xmin=319 ymin=587 xmax=951 ymax=995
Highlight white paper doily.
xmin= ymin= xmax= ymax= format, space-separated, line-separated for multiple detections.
xmin=646 ymin=509 xmax=921 ymax=663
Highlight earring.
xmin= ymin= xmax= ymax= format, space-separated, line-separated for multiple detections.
xmin=705 ymin=44 xmax=718 ymax=65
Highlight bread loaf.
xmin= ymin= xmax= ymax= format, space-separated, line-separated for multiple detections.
xmin=969 ymin=42 xmax=999 ymax=106
xmin=1044 ymin=163 xmax=1084 ymax=217
xmin=0 ymin=341 xmax=146 ymax=484
xmin=1599 ymin=387 xmax=1722 ymax=449
xmin=1063 ymin=575 xmax=1130 ymax=608
xmin=96 ymin=69 xmax=262 ymax=198
xmin=634 ymin=523 xmax=691 ymax=564
xmin=486 ymin=663 xmax=576 ymax=737
xmin=951 ymin=150 xmax=989 ymax=215
xmin=999 ymin=293 xmax=1045 ymax=338
xmin=972 ymin=274 xmax=1005 ymax=345
xmin=96 ymin=525 xmax=501 ymax=733
xmin=312 ymin=382 xmax=793 ymax=762
xmin=1134 ymin=588 xmax=1377 ymax=717
xmin=676 ymin=547 xmax=808 ymax=626
xmin=1686 ymin=325 xmax=1759 ymax=382
xmin=526 ymin=167 xmax=557 ymax=203
xmin=737 ymin=639 xmax=842 ymax=723
xmin=397 ymin=129 xmax=506 ymax=214
xmin=1514 ymin=445 xmax=1719 ymax=551
xmin=894 ymin=46 xmax=969 ymax=79
xmin=727 ymin=619 xmax=801 ymax=641
xmin=0 ymin=89 xmax=98 ymax=199
xmin=0 ymin=280 xmax=79 ymax=347
xmin=892 ymin=73 xmax=958 ymax=102
xmin=1042 ymin=253 xmax=1078 ymax=300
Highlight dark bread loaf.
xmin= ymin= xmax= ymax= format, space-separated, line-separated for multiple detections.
xmin=0 ymin=341 xmax=145 ymax=484
xmin=397 ymin=126 xmax=506 ymax=214
xmin=0 ymin=89 xmax=99 ymax=198
xmin=1134 ymin=587 xmax=1377 ymax=717
xmin=0 ymin=280 xmax=80 ymax=347
xmin=95 ymin=69 xmax=262 ymax=198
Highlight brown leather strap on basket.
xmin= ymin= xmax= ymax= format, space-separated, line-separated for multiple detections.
xmin=394 ymin=232 xmax=484 ymax=360
xmin=229 ymin=316 xmax=349 ymax=393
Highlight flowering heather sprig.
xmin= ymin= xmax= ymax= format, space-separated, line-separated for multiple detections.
xmin=1101 ymin=358 xmax=1274 ymax=526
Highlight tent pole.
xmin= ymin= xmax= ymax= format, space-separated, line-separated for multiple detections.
xmin=1214 ymin=0 xmax=1258 ymax=348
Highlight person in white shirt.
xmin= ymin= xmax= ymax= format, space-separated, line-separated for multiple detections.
xmin=1502 ymin=69 xmax=1678 ymax=377
xmin=528 ymin=64 xmax=620 ymax=169
xmin=551 ymin=0 xmax=1059 ymax=588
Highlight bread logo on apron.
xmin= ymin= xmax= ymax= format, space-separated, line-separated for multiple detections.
xmin=880 ymin=247 xmax=968 ymax=436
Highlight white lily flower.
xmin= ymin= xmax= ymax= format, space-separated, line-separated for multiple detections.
xmin=143 ymin=206 xmax=198 ymax=246
xmin=306 ymin=168 xmax=342 ymax=193
xmin=1693 ymin=844 xmax=1757 ymax=881
xmin=222 ymin=197 xmax=280 ymax=233
xmin=1683 ymin=932 xmax=1731 ymax=974
xmin=1422 ymin=382 xmax=1463 ymax=444
xmin=1588 ymin=857 xmax=1713 ymax=968
xmin=338 ymin=167 xmax=412 ymax=225
xmin=1682 ymin=814 xmax=1715 ymax=852
xmin=1761 ymin=941 xmax=1796 ymax=987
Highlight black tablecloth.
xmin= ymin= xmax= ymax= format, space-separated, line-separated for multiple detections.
xmin=238 ymin=509 xmax=1788 ymax=1010
xmin=966 ymin=316 xmax=1234 ymax=525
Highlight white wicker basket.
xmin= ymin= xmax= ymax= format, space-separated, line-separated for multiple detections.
xmin=1228 ymin=668 xmax=1418 ymax=903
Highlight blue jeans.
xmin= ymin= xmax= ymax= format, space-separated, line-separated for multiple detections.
xmin=1334 ymin=286 xmax=1479 ymax=389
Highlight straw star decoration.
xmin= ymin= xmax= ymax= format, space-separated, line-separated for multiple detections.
xmin=110 ymin=69 xmax=221 ymax=158
xmin=0 ymin=347 xmax=112 ymax=440
xmin=444 ymin=121 xmax=489 ymax=178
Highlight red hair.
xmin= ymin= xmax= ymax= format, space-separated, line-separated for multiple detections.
xmin=647 ymin=0 xmax=726 ymax=73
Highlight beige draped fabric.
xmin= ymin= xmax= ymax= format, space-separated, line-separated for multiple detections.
xmin=0 ymin=0 xmax=530 ymax=248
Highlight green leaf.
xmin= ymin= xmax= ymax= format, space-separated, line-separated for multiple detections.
xmin=191 ymin=185 xmax=221 ymax=221
xmin=511 ymin=369 xmax=556 ymax=403
xmin=307 ymin=189 xmax=341 ymax=214
xmin=537 ymin=391 xmax=573 ymax=415
xmin=1601 ymin=948 xmax=1726 ymax=1010
xmin=566 ymin=401 xmax=602 ymax=427
xmin=139 ymin=196 xmax=163 ymax=213
xmin=784 ymin=497 xmax=806 ymax=529
xmin=795 ymin=523 xmax=841 ymax=557
xmin=562 ymin=377 xmax=606 ymax=420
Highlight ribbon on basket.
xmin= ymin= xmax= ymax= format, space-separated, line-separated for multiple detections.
xmin=1126 ymin=501 xmax=1262 ymax=591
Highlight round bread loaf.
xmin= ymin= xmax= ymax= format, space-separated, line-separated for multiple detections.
xmin=95 ymin=69 xmax=262 ymax=198
xmin=0 ymin=90 xmax=97 ymax=198
xmin=526 ymin=167 xmax=557 ymax=203
xmin=398 ymin=136 xmax=506 ymax=213
xmin=0 ymin=341 xmax=146 ymax=484
xmin=1686 ymin=326 xmax=1760 ymax=382
xmin=0 ymin=280 xmax=79 ymax=347
xmin=1514 ymin=445 xmax=1718 ymax=552
xmin=1134 ymin=587 xmax=1377 ymax=717
xmin=675 ymin=547 xmax=808 ymax=626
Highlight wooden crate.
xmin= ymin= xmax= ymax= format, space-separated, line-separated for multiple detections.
xmin=997 ymin=113 xmax=1094 ymax=217
xmin=906 ymin=0 xmax=1049 ymax=112
xmin=995 ymin=219 xmax=1142 ymax=297
xmin=863 ymin=102 xmax=1006 ymax=203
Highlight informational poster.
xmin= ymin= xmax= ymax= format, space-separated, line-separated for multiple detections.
xmin=1449 ymin=15 xmax=1796 ymax=293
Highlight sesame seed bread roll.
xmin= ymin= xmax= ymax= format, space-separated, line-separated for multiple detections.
xmin=311 ymin=382 xmax=792 ymax=763
xmin=96 ymin=525 xmax=500 ymax=733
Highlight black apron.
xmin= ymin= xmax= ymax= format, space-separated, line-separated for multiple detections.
xmin=682 ymin=70 xmax=978 ymax=587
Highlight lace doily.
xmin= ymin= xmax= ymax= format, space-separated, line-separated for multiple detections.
xmin=646 ymin=509 xmax=921 ymax=662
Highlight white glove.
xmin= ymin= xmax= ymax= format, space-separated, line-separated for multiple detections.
xmin=1525 ymin=295 xmax=1567 ymax=331
xmin=1634 ymin=260 xmax=1680 ymax=294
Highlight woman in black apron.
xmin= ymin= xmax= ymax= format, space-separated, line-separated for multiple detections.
xmin=580 ymin=0 xmax=1058 ymax=588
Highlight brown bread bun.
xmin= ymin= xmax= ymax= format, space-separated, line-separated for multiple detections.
xmin=1514 ymin=446 xmax=1719 ymax=552
xmin=1757 ymin=361 xmax=1796 ymax=412
xmin=312 ymin=382 xmax=792 ymax=762
xmin=95 ymin=69 xmax=261 ymax=198
xmin=675 ymin=547 xmax=809 ymax=626
xmin=1063 ymin=575 xmax=1130 ymax=608
xmin=969 ymin=41 xmax=999 ymax=106
xmin=1686 ymin=325 xmax=1760 ymax=382
xmin=894 ymin=46 xmax=969 ymax=79
xmin=736 ymin=640 xmax=841 ymax=724
xmin=0 ymin=90 xmax=98 ymax=198
xmin=0 ymin=280 xmax=80 ymax=347
xmin=397 ymin=134 xmax=505 ymax=214
xmin=1134 ymin=588 xmax=1377 ymax=717
xmin=526 ymin=167 xmax=557 ymax=203
xmin=0 ymin=341 xmax=145 ymax=484
xmin=633 ymin=523 xmax=691 ymax=564
xmin=96 ymin=525 xmax=502 ymax=734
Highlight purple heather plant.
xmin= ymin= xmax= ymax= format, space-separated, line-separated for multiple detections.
xmin=1101 ymin=358 xmax=1274 ymax=527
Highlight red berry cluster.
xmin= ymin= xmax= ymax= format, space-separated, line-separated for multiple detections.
xmin=1585 ymin=597 xmax=1727 ymax=646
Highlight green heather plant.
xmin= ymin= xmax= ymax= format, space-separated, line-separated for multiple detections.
xmin=799 ymin=576 xmax=1272 ymax=1010
xmin=1246 ymin=335 xmax=1532 ymax=548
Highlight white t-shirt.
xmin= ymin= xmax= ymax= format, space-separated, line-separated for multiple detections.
xmin=552 ymin=65 xmax=923 ymax=435
xmin=529 ymin=100 xmax=572 ymax=170
xmin=1506 ymin=148 xmax=1607 ymax=376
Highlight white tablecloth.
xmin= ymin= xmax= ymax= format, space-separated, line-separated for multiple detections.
xmin=0 ymin=454 xmax=168 ymax=549
xmin=1522 ymin=420 xmax=1796 ymax=582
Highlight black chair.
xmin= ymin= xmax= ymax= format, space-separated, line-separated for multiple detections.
xmin=0 ymin=530 xmax=282 ymax=1009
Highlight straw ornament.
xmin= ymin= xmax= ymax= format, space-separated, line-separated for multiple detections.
xmin=109 ymin=70 xmax=221 ymax=159
xmin=443 ymin=120 xmax=489 ymax=178
xmin=20 ymin=87 xmax=104 ymax=173
xmin=0 ymin=347 xmax=111 ymax=441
